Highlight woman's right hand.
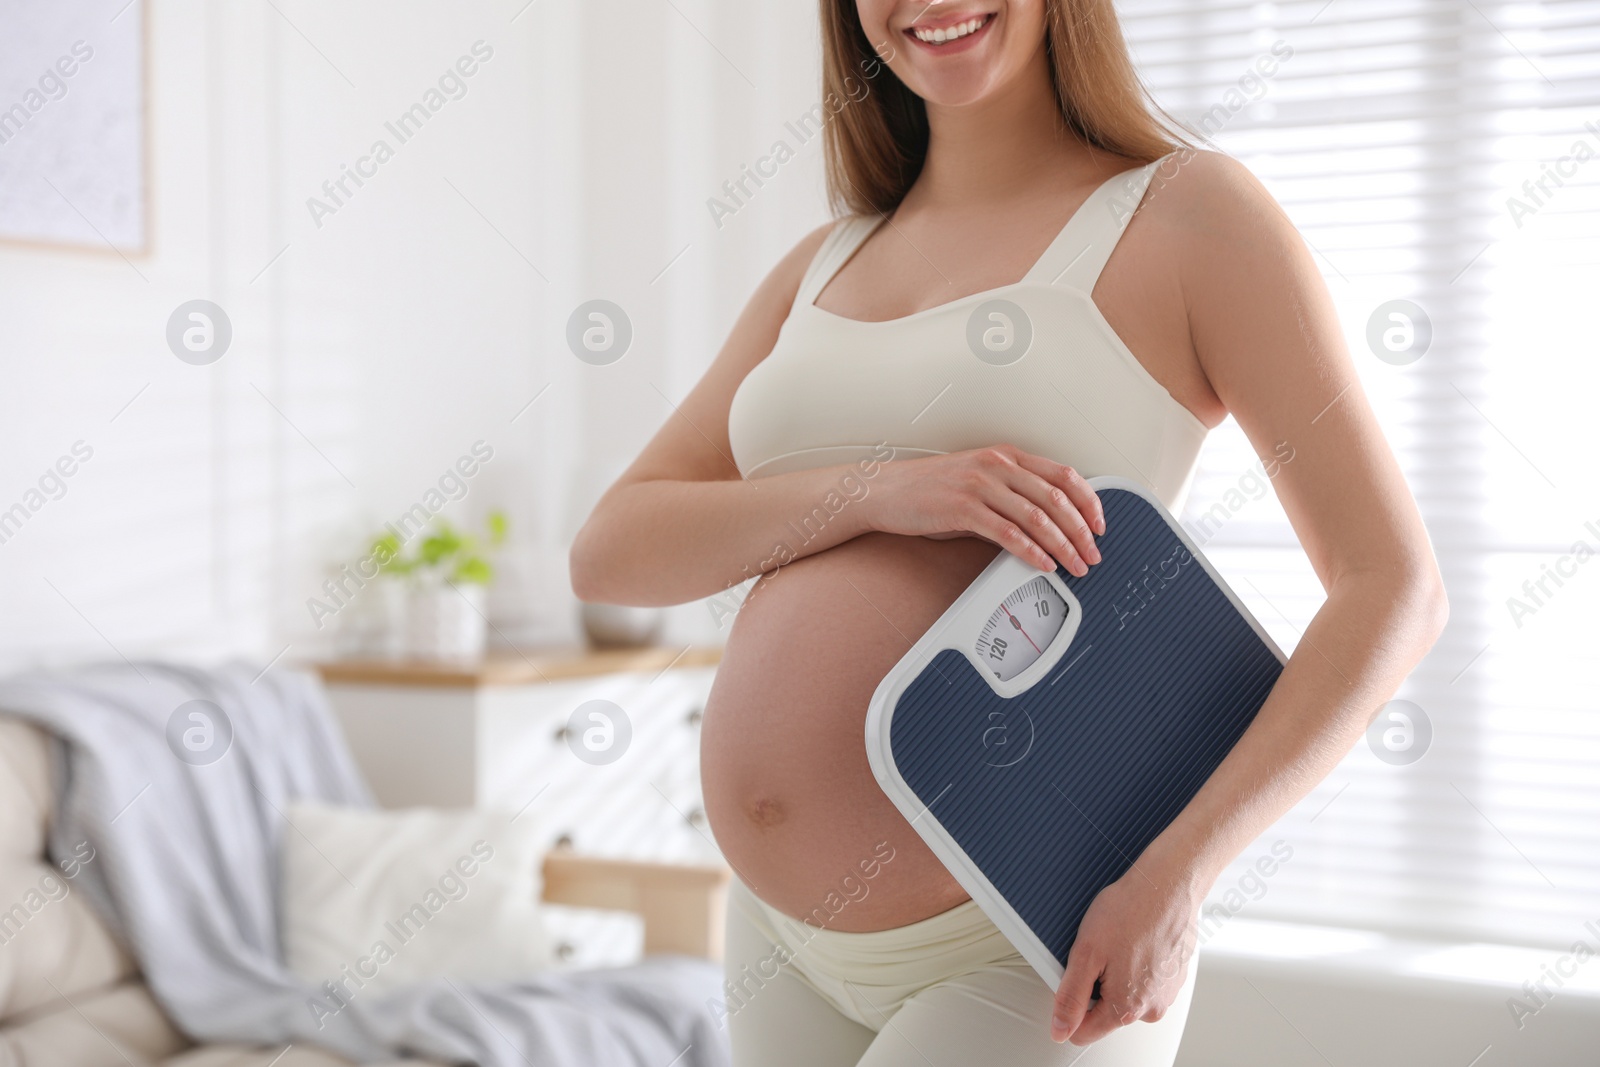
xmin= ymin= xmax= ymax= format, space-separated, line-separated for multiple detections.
xmin=861 ymin=445 xmax=1107 ymax=576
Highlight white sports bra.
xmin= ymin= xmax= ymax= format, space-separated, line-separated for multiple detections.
xmin=727 ymin=152 xmax=1209 ymax=511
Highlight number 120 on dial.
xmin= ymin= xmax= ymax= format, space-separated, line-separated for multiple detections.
xmin=974 ymin=575 xmax=1071 ymax=682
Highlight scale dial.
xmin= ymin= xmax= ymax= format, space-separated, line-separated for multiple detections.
xmin=974 ymin=575 xmax=1070 ymax=681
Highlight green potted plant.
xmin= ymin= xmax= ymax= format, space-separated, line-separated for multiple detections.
xmin=361 ymin=512 xmax=506 ymax=662
xmin=407 ymin=511 xmax=506 ymax=662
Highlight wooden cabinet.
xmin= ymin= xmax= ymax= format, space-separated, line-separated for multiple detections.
xmin=314 ymin=648 xmax=725 ymax=967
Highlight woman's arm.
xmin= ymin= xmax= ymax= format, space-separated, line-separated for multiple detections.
xmin=569 ymin=222 xmax=866 ymax=606
xmin=1052 ymin=150 xmax=1449 ymax=1044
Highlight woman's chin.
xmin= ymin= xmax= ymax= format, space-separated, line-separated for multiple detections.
xmin=906 ymin=75 xmax=1008 ymax=112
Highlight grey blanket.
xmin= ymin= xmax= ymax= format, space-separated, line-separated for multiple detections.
xmin=0 ymin=660 xmax=730 ymax=1067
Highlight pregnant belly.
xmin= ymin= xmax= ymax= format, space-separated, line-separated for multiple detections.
xmin=700 ymin=531 xmax=1003 ymax=931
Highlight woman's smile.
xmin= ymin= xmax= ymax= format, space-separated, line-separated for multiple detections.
xmin=864 ymin=0 xmax=1041 ymax=109
xmin=905 ymin=10 xmax=997 ymax=53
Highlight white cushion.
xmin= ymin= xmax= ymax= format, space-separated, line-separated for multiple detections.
xmin=280 ymin=804 xmax=553 ymax=997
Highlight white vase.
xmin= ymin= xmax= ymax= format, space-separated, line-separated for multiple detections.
xmin=406 ymin=580 xmax=488 ymax=662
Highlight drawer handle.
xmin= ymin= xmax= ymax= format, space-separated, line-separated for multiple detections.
xmin=686 ymin=706 xmax=704 ymax=727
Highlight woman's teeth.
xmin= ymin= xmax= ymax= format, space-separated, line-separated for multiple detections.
xmin=912 ymin=15 xmax=988 ymax=45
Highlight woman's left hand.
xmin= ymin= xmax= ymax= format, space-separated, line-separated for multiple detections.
xmin=1049 ymin=861 xmax=1202 ymax=1044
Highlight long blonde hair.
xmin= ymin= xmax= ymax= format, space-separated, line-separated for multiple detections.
xmin=819 ymin=0 xmax=1189 ymax=216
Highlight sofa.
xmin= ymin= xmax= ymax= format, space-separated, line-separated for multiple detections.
xmin=0 ymin=716 xmax=728 ymax=1067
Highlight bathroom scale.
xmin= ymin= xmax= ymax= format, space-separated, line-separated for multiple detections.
xmin=864 ymin=475 xmax=1288 ymax=988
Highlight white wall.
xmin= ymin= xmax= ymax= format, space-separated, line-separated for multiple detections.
xmin=0 ymin=0 xmax=274 ymax=668
xmin=0 ymin=0 xmax=831 ymax=671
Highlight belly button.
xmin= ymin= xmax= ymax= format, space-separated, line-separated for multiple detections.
xmin=746 ymin=797 xmax=787 ymax=828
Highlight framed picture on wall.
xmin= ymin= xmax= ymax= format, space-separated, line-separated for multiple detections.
xmin=0 ymin=0 xmax=147 ymax=252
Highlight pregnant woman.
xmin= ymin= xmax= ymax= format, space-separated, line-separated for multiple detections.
xmin=572 ymin=0 xmax=1446 ymax=1063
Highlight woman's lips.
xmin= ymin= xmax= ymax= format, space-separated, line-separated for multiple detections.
xmin=904 ymin=11 xmax=996 ymax=54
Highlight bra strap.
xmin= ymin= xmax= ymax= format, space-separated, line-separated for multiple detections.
xmin=1022 ymin=152 xmax=1177 ymax=292
xmin=794 ymin=216 xmax=881 ymax=308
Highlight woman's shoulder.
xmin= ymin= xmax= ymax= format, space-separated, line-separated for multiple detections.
xmin=731 ymin=218 xmax=852 ymax=333
xmin=1145 ymin=148 xmax=1286 ymax=234
xmin=792 ymin=217 xmax=849 ymax=267
xmin=1140 ymin=147 xmax=1302 ymax=268
xmin=795 ymin=214 xmax=883 ymax=260
xmin=759 ymin=216 xmax=865 ymax=305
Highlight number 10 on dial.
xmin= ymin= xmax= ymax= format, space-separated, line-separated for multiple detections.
xmin=974 ymin=575 xmax=1070 ymax=682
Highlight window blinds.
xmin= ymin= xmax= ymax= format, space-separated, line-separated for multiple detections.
xmin=1119 ymin=0 xmax=1600 ymax=949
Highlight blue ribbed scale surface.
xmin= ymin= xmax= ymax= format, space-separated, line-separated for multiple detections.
xmin=888 ymin=487 xmax=1284 ymax=968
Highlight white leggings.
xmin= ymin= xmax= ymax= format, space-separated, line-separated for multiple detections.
xmin=720 ymin=877 xmax=1197 ymax=1066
